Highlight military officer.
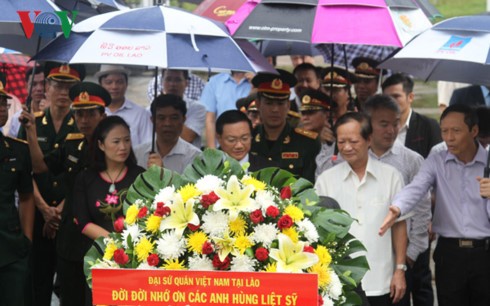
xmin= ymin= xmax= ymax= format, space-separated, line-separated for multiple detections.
xmin=0 ymin=72 xmax=35 ymax=304
xmin=299 ymin=89 xmax=335 ymax=136
xmin=19 ymin=62 xmax=85 ymax=306
xmin=22 ymin=82 xmax=109 ymax=305
xmin=320 ymin=66 xmax=356 ymax=119
xmin=250 ymin=71 xmax=321 ymax=183
xmin=351 ymin=57 xmax=384 ymax=111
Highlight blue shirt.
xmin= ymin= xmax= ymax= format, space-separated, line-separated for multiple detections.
xmin=394 ymin=144 xmax=490 ymax=239
xmin=481 ymin=86 xmax=490 ymax=107
xmin=200 ymin=73 xmax=251 ymax=117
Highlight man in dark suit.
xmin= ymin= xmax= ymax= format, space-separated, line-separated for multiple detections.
xmin=382 ymin=73 xmax=441 ymax=306
xmin=216 ymin=109 xmax=276 ymax=172
xmin=449 ymin=85 xmax=489 ymax=107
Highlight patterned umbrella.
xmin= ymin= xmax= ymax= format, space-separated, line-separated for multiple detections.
xmin=0 ymin=48 xmax=34 ymax=103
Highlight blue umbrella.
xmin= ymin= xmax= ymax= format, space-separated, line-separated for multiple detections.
xmin=379 ymin=15 xmax=490 ymax=85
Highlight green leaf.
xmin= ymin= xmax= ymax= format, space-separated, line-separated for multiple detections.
xmin=124 ymin=165 xmax=187 ymax=212
xmin=340 ymin=290 xmax=363 ymax=306
xmin=83 ymin=236 xmax=106 ymax=288
xmin=333 ymin=256 xmax=370 ymax=285
xmin=311 ymin=209 xmax=355 ymax=239
xmin=183 ymin=149 xmax=244 ymax=181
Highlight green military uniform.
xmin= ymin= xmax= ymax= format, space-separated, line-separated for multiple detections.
xmin=251 ymin=123 xmax=320 ymax=183
xmin=0 ymin=133 xmax=33 ymax=305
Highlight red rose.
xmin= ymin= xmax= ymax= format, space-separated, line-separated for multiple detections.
xmin=202 ymin=241 xmax=214 ymax=255
xmin=255 ymin=247 xmax=269 ymax=262
xmin=212 ymin=254 xmax=231 ymax=270
xmin=113 ymin=249 xmax=129 ymax=265
xmin=201 ymin=192 xmax=220 ymax=208
xmin=280 ymin=186 xmax=292 ymax=200
xmin=303 ymin=245 xmax=315 ymax=253
xmin=147 ymin=254 xmax=160 ymax=266
xmin=318 ymin=294 xmax=324 ymax=306
xmin=187 ymin=223 xmax=200 ymax=231
xmin=249 ymin=209 xmax=264 ymax=224
xmin=265 ymin=206 xmax=280 ymax=218
xmin=138 ymin=207 xmax=148 ymax=218
xmin=113 ymin=216 xmax=125 ymax=233
xmin=155 ymin=202 xmax=171 ymax=217
xmin=277 ymin=215 xmax=293 ymax=230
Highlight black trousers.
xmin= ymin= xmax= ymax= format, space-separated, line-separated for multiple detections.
xmin=434 ymin=238 xmax=490 ymax=306
xmin=367 ymin=294 xmax=391 ymax=306
xmin=394 ymin=247 xmax=434 ymax=306
xmin=57 ymin=257 xmax=86 ymax=306
xmin=0 ymin=254 xmax=30 ymax=306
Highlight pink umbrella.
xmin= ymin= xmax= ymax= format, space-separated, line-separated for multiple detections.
xmin=226 ymin=0 xmax=433 ymax=47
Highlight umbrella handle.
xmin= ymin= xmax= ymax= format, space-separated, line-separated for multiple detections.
xmin=151 ymin=67 xmax=158 ymax=153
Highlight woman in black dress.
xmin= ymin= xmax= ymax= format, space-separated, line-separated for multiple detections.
xmin=73 ymin=116 xmax=144 ymax=240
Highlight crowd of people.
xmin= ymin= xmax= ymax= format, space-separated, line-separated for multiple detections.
xmin=0 ymin=55 xmax=489 ymax=306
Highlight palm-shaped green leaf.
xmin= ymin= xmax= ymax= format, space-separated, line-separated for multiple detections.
xmin=83 ymin=236 xmax=106 ymax=288
xmin=183 ymin=149 xmax=244 ymax=182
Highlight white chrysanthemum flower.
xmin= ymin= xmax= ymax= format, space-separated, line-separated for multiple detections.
xmin=91 ymin=259 xmax=119 ymax=269
xmin=328 ymin=270 xmax=343 ymax=300
xmin=153 ymin=186 xmax=176 ymax=207
xmin=156 ymin=230 xmax=187 ymax=260
xmin=134 ymin=199 xmax=145 ymax=207
xmin=137 ymin=262 xmax=157 ymax=270
xmin=188 ymin=255 xmax=214 ymax=271
xmin=251 ymin=223 xmax=278 ymax=247
xmin=230 ymin=254 xmax=257 ymax=272
xmin=255 ymin=190 xmax=277 ymax=211
xmin=121 ymin=224 xmax=142 ymax=248
xmin=296 ymin=219 xmax=319 ymax=243
xmin=321 ymin=295 xmax=334 ymax=306
xmin=195 ymin=175 xmax=224 ymax=194
xmin=201 ymin=211 xmax=229 ymax=236
xmin=103 ymin=237 xmax=115 ymax=245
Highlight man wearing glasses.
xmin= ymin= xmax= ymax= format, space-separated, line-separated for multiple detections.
xmin=250 ymin=72 xmax=321 ymax=182
xmin=18 ymin=62 xmax=85 ymax=306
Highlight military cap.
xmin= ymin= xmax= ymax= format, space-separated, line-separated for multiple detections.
xmin=236 ymin=93 xmax=258 ymax=113
xmin=299 ymin=89 xmax=335 ymax=112
xmin=252 ymin=69 xmax=297 ymax=100
xmin=321 ymin=66 xmax=356 ymax=88
xmin=44 ymin=62 xmax=86 ymax=82
xmin=0 ymin=72 xmax=12 ymax=99
xmin=351 ymin=57 xmax=382 ymax=79
xmin=69 ymin=82 xmax=111 ymax=110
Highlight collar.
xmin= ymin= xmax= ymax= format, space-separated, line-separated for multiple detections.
xmin=402 ymin=108 xmax=413 ymax=129
xmin=481 ymin=86 xmax=490 ymax=100
xmin=238 ymin=153 xmax=249 ymax=166
xmin=341 ymin=156 xmax=378 ymax=181
xmin=165 ymin=138 xmax=188 ymax=157
xmin=224 ymin=73 xmax=248 ymax=85
xmin=369 ymin=141 xmax=403 ymax=159
xmin=444 ymin=142 xmax=487 ymax=166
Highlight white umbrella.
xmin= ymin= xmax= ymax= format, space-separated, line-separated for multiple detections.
xmin=379 ymin=15 xmax=490 ymax=86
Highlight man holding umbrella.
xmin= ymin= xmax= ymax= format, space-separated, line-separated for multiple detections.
xmin=21 ymin=82 xmax=110 ymax=306
xmin=19 ymin=62 xmax=85 ymax=306
xmin=352 ymin=57 xmax=383 ymax=111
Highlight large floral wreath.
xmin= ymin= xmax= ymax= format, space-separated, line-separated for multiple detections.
xmin=85 ymin=149 xmax=369 ymax=305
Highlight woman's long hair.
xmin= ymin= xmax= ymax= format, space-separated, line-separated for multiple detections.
xmin=89 ymin=115 xmax=137 ymax=172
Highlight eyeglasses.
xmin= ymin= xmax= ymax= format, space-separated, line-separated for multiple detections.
xmin=223 ymin=135 xmax=252 ymax=145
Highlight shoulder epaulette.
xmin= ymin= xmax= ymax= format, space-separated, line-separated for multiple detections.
xmin=294 ymin=128 xmax=318 ymax=140
xmin=5 ymin=136 xmax=28 ymax=144
xmin=65 ymin=133 xmax=85 ymax=141
xmin=34 ymin=111 xmax=44 ymax=118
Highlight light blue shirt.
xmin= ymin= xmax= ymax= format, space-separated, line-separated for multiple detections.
xmin=481 ymin=86 xmax=490 ymax=107
xmin=395 ymin=144 xmax=490 ymax=239
xmin=200 ymin=73 xmax=251 ymax=117
xmin=106 ymin=98 xmax=152 ymax=146
xmin=369 ymin=142 xmax=431 ymax=261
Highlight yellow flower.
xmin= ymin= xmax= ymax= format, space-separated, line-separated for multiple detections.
xmin=103 ymin=241 xmax=117 ymax=260
xmin=187 ymin=231 xmax=208 ymax=254
xmin=146 ymin=215 xmax=162 ymax=234
xmin=315 ymin=245 xmax=332 ymax=266
xmin=284 ymin=205 xmax=304 ymax=222
xmin=264 ymin=262 xmax=277 ymax=272
xmin=135 ymin=236 xmax=154 ymax=262
xmin=163 ymin=259 xmax=186 ymax=270
xmin=214 ymin=175 xmax=255 ymax=219
xmin=241 ymin=176 xmax=266 ymax=191
xmin=282 ymin=227 xmax=299 ymax=243
xmin=234 ymin=235 xmax=253 ymax=254
xmin=229 ymin=216 xmax=247 ymax=236
xmin=160 ymin=197 xmax=200 ymax=237
xmin=269 ymin=234 xmax=318 ymax=273
xmin=308 ymin=263 xmax=331 ymax=289
xmin=178 ymin=184 xmax=201 ymax=203
xmin=125 ymin=204 xmax=139 ymax=225
xmin=212 ymin=232 xmax=235 ymax=261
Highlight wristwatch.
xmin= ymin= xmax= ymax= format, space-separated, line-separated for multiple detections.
xmin=396 ymin=264 xmax=407 ymax=271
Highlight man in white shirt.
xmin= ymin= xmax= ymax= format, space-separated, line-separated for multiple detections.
xmin=96 ymin=65 xmax=152 ymax=146
xmin=134 ymin=94 xmax=201 ymax=174
xmin=315 ymin=112 xmax=407 ymax=305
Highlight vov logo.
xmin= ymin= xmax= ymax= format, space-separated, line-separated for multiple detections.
xmin=17 ymin=10 xmax=78 ymax=39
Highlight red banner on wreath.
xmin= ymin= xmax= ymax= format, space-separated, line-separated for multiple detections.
xmin=92 ymin=269 xmax=318 ymax=305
